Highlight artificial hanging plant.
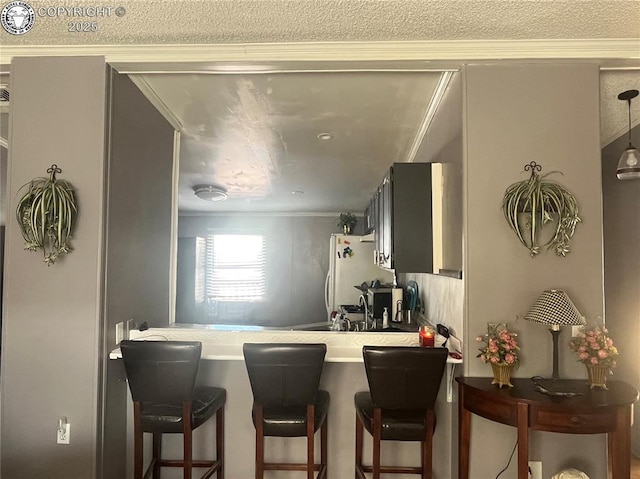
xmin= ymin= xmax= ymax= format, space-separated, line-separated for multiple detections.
xmin=502 ymin=162 xmax=580 ymax=257
xmin=16 ymin=164 xmax=78 ymax=266
xmin=337 ymin=212 xmax=357 ymax=234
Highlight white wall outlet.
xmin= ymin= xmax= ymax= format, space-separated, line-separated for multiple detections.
xmin=57 ymin=418 xmax=70 ymax=445
xmin=115 ymin=321 xmax=124 ymax=345
xmin=571 ymin=325 xmax=582 ymax=337
xmin=528 ymin=461 xmax=542 ymax=479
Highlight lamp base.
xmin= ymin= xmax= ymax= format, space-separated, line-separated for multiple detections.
xmin=549 ymin=327 xmax=561 ymax=379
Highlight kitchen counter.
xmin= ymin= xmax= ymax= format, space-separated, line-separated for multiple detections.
xmin=111 ymin=327 xmax=462 ymax=479
xmin=110 ymin=326 xmax=460 ymax=363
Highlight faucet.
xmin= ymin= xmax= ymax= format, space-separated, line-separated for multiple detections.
xmin=359 ymin=294 xmax=369 ymax=331
xmin=331 ymin=313 xmax=352 ymax=332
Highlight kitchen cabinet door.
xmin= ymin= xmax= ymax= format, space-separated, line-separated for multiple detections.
xmin=368 ymin=162 xmax=462 ymax=275
xmin=380 ymin=173 xmax=393 ymax=269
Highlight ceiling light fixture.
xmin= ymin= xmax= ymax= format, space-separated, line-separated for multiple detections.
xmin=193 ymin=184 xmax=228 ymax=202
xmin=616 ymin=89 xmax=640 ymax=180
xmin=317 ymin=133 xmax=332 ymax=140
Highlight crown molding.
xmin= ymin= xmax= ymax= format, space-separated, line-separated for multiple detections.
xmin=1 ymin=39 xmax=639 ymax=68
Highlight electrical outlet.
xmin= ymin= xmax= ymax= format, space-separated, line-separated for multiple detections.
xmin=115 ymin=321 xmax=124 ymax=345
xmin=57 ymin=419 xmax=70 ymax=445
xmin=528 ymin=461 xmax=542 ymax=479
xmin=572 ymin=325 xmax=582 ymax=337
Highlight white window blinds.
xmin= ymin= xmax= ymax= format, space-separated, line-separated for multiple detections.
xmin=205 ymin=234 xmax=266 ymax=302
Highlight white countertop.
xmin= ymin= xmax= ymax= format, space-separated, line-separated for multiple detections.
xmin=109 ymin=327 xmax=463 ymax=364
xmin=110 ymin=327 xmax=462 ymax=402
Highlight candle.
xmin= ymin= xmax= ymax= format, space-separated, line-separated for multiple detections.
xmin=419 ymin=327 xmax=435 ymax=347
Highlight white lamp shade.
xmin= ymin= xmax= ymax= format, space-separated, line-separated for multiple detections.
xmin=616 ymin=146 xmax=640 ymax=180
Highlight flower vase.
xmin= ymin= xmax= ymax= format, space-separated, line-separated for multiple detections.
xmin=586 ymin=364 xmax=609 ymax=390
xmin=491 ymin=363 xmax=514 ymax=388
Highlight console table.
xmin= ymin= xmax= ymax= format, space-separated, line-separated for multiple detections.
xmin=456 ymin=377 xmax=638 ymax=478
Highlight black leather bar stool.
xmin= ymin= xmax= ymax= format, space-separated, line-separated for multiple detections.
xmin=354 ymin=346 xmax=448 ymax=479
xmin=243 ymin=343 xmax=330 ymax=479
xmin=121 ymin=340 xmax=226 ymax=479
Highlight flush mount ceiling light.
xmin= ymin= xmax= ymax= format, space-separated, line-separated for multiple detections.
xmin=317 ymin=133 xmax=332 ymax=140
xmin=616 ymin=89 xmax=640 ymax=180
xmin=193 ymin=184 xmax=228 ymax=202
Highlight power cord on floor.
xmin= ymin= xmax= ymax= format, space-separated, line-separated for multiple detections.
xmin=495 ymin=439 xmax=521 ymax=479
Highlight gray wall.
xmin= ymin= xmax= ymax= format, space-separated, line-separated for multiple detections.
xmin=1 ymin=56 xmax=107 ymax=479
xmin=178 ymin=214 xmax=348 ymax=326
xmin=601 ymin=122 xmax=640 ymax=455
xmin=464 ymin=63 xmax=606 ymax=477
xmin=100 ymin=69 xmax=175 ymax=478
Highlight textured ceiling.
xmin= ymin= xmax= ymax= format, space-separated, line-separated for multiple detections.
xmin=1 ymin=0 xmax=639 ymax=214
xmin=2 ymin=0 xmax=639 ymax=46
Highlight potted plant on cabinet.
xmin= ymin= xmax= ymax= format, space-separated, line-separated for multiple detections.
xmin=337 ymin=212 xmax=357 ymax=235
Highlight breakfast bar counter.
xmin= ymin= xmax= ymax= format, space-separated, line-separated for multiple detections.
xmin=111 ymin=327 xmax=462 ymax=479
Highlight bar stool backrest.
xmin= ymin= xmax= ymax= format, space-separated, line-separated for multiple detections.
xmin=121 ymin=340 xmax=202 ymax=404
xmin=243 ymin=343 xmax=327 ymax=407
xmin=363 ymin=346 xmax=448 ymax=410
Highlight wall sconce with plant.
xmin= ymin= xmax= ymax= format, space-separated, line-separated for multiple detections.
xmin=502 ymin=162 xmax=580 ymax=257
xmin=16 ymin=165 xmax=78 ymax=266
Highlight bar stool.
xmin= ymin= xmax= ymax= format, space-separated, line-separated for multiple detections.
xmin=121 ymin=340 xmax=226 ymax=479
xmin=243 ymin=343 xmax=329 ymax=479
xmin=354 ymin=346 xmax=448 ymax=479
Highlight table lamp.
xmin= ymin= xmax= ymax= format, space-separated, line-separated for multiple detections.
xmin=524 ymin=289 xmax=585 ymax=379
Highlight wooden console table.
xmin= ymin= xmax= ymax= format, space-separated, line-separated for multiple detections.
xmin=456 ymin=377 xmax=638 ymax=478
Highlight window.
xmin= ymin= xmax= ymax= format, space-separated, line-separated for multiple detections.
xmin=205 ymin=234 xmax=266 ymax=302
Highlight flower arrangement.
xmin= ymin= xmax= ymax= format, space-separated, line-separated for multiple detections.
xmin=476 ymin=323 xmax=520 ymax=366
xmin=569 ymin=325 xmax=618 ymax=369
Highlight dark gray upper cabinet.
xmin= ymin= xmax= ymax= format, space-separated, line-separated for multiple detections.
xmin=373 ymin=162 xmax=462 ymax=276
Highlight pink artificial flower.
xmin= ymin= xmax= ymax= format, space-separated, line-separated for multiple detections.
xmin=489 ymin=356 xmax=499 ymax=364
xmin=590 ymin=357 xmax=599 ymax=365
xmin=579 ymin=352 xmax=589 ymax=360
xmin=505 ymin=354 xmax=515 ymax=364
xmin=597 ymin=349 xmax=609 ymax=359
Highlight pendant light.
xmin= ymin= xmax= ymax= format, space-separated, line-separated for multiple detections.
xmin=616 ymin=89 xmax=640 ymax=180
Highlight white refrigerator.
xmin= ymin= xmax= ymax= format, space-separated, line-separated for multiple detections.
xmin=324 ymin=234 xmax=394 ymax=319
